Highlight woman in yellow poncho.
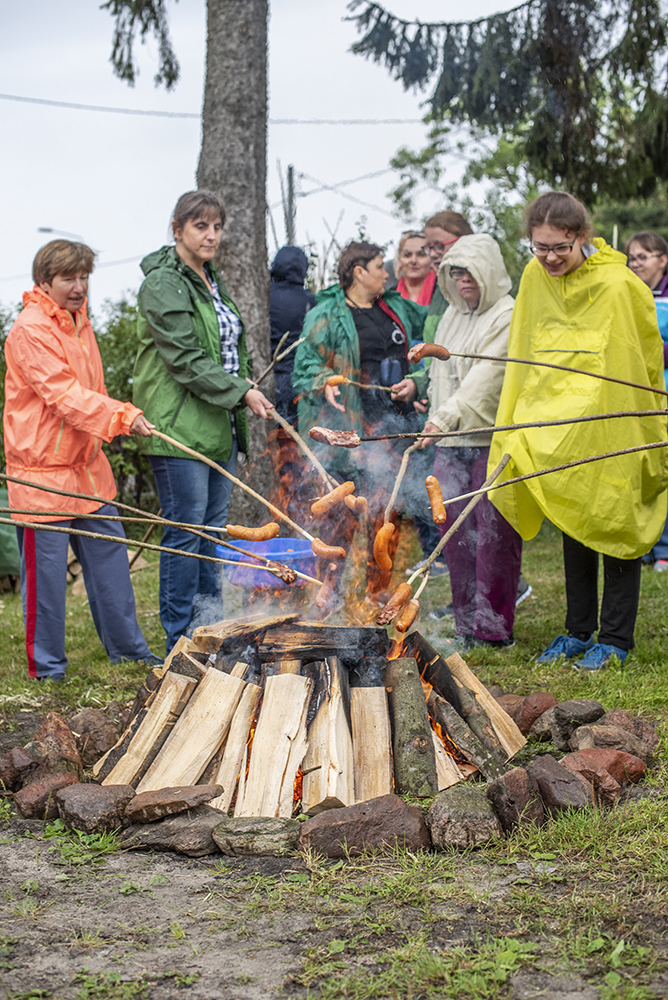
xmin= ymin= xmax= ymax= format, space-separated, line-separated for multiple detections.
xmin=488 ymin=192 xmax=668 ymax=671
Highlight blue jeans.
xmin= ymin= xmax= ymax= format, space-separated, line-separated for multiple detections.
xmin=149 ymin=446 xmax=237 ymax=653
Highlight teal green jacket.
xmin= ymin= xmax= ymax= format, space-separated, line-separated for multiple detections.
xmin=134 ymin=246 xmax=250 ymax=460
xmin=292 ymin=285 xmax=426 ymax=469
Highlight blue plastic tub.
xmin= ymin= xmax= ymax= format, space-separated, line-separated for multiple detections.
xmin=218 ymin=537 xmax=316 ymax=590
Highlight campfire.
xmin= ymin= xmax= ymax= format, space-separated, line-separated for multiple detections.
xmin=94 ymin=614 xmax=527 ymax=815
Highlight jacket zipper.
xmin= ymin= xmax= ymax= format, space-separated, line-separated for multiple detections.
xmin=54 ymin=420 xmax=65 ymax=455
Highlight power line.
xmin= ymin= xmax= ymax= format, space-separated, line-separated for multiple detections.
xmin=0 ymin=255 xmax=144 ymax=284
xmin=0 ymin=92 xmax=424 ymax=125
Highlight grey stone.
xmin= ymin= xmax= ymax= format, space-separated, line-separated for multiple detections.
xmin=428 ymin=784 xmax=502 ymax=849
xmin=526 ymin=754 xmax=592 ymax=816
xmin=120 ymin=804 xmax=225 ymax=857
xmin=56 ymin=783 xmax=136 ymax=833
xmin=125 ymin=784 xmax=223 ymax=824
xmin=0 ymin=747 xmax=40 ymax=791
xmin=14 ymin=772 xmax=80 ymax=820
xmin=67 ymin=709 xmax=120 ymax=769
xmin=213 ymin=817 xmax=300 ymax=857
xmin=527 ymin=706 xmax=558 ymax=742
xmin=299 ymin=794 xmax=430 ymax=858
xmin=569 ymin=724 xmax=654 ymax=765
xmin=551 ymin=699 xmax=605 ymax=750
xmin=486 ymin=767 xmax=545 ymax=833
xmin=598 ymin=710 xmax=659 ymax=754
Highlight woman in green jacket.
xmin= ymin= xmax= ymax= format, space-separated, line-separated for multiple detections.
xmin=134 ymin=190 xmax=272 ymax=652
xmin=292 ymin=241 xmax=426 ymax=605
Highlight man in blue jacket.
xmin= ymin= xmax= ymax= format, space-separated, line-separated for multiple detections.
xmin=270 ymin=246 xmax=316 ymax=426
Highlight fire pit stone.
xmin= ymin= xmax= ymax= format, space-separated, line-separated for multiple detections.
xmin=121 ymin=804 xmax=226 ymax=857
xmin=298 ymin=794 xmax=430 ymax=858
xmin=486 ymin=767 xmax=545 ymax=833
xmin=56 ymin=782 xmax=136 ymax=834
xmin=125 ymin=784 xmax=223 ymax=824
xmin=427 ymin=784 xmax=503 ymax=849
xmin=526 ymin=754 xmax=593 ymax=816
xmin=568 ymin=724 xmax=654 ymax=765
xmin=213 ymin=816 xmax=301 ymax=857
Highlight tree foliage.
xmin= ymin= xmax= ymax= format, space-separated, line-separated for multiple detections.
xmin=101 ymin=0 xmax=180 ymax=89
xmin=348 ymin=0 xmax=668 ymax=203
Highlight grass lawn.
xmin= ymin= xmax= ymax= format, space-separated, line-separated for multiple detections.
xmin=0 ymin=522 xmax=666 ymax=998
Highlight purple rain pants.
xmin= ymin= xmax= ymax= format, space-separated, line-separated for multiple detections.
xmin=433 ymin=446 xmax=522 ymax=642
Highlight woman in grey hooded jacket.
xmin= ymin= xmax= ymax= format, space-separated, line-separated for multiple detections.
xmin=393 ymin=233 xmax=521 ymax=648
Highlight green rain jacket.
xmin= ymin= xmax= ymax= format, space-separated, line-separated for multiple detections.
xmin=292 ymin=284 xmax=426 ymax=471
xmin=134 ymin=246 xmax=250 ymax=460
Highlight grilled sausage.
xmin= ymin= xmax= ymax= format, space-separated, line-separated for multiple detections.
xmin=344 ymin=495 xmax=357 ymax=512
xmin=226 ymin=522 xmax=280 ymax=541
xmin=425 ymin=476 xmax=447 ymax=525
xmin=355 ymin=496 xmax=368 ymax=514
xmin=375 ymin=582 xmax=412 ymax=625
xmin=325 ymin=373 xmax=347 ymax=386
xmin=315 ymin=561 xmax=339 ymax=608
xmin=312 ymin=538 xmax=347 ymax=560
xmin=407 ymin=342 xmax=451 ymax=364
xmin=373 ymin=522 xmax=396 ymax=571
xmin=311 ymin=481 xmax=356 ymax=517
xmin=309 ymin=427 xmax=361 ymax=448
xmin=394 ymin=598 xmax=419 ymax=633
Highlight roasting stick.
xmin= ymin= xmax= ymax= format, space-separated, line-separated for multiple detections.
xmin=383 ymin=442 xmax=419 ymax=523
xmin=406 ymin=455 xmax=511 ymax=587
xmin=267 ymin=407 xmax=338 ymax=491
xmin=151 ymin=430 xmax=316 ymax=542
xmin=255 ymin=333 xmax=304 ymax=387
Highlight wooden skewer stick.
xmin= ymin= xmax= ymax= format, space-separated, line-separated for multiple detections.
xmin=130 ymin=511 xmax=161 ymax=568
xmin=0 ymin=516 xmax=320 ymax=583
xmin=255 ymin=333 xmax=304 ymax=387
xmin=267 ymin=407 xmax=338 ymax=490
xmin=384 ymin=441 xmax=419 ymax=523
xmin=151 ymin=430 xmax=315 ymax=542
xmin=406 ymin=455 xmax=511 ymax=586
xmin=355 ymin=409 xmax=668 ymax=443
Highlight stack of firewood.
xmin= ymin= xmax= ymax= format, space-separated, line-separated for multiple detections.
xmin=94 ymin=614 xmax=526 ymax=816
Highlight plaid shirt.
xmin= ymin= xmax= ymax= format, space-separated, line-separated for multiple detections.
xmin=205 ymin=265 xmax=241 ymax=376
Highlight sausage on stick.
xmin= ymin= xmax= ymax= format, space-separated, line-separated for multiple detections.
xmin=373 ymin=522 xmax=395 ymax=571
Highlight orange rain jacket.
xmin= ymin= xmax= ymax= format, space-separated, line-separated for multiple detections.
xmin=3 ymin=287 xmax=142 ymax=522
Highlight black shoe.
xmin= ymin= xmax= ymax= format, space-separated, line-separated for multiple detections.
xmin=467 ymin=634 xmax=515 ymax=650
xmin=516 ymin=576 xmax=532 ymax=607
xmin=429 ymin=604 xmax=454 ymax=621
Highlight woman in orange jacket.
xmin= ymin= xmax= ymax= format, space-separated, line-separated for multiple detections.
xmin=3 ymin=240 xmax=160 ymax=681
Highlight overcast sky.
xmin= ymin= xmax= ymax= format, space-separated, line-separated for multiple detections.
xmin=0 ymin=0 xmax=511 ymax=316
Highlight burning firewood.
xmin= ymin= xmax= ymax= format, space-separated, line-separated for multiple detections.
xmin=301 ymin=657 xmax=354 ymax=813
xmin=309 ymin=426 xmax=361 ymax=448
xmin=384 ymin=658 xmax=438 ymax=798
xmin=427 ymin=689 xmax=506 ymax=782
xmin=445 ymin=653 xmax=526 ymax=758
xmin=209 ymin=682 xmax=262 ymax=814
xmin=431 ymin=731 xmax=465 ymax=790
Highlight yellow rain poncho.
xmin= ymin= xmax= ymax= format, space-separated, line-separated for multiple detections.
xmin=488 ymin=239 xmax=668 ymax=559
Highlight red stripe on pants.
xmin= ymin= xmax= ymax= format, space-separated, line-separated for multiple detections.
xmin=24 ymin=529 xmax=37 ymax=678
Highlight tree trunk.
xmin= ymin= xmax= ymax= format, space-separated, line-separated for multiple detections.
xmin=197 ymin=0 xmax=273 ymax=523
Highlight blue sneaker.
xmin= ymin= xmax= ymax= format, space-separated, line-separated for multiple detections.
xmin=536 ymin=634 xmax=594 ymax=663
xmin=572 ymin=643 xmax=628 ymax=672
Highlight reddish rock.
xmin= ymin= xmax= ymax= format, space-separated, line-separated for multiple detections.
xmin=121 ymin=804 xmax=225 ymax=857
xmin=563 ymin=747 xmax=646 ymax=786
xmin=0 ymin=747 xmax=40 ymax=791
xmin=496 ymin=694 xmax=524 ymax=720
xmin=56 ymin=783 xmax=135 ymax=833
xmin=515 ymin=693 xmax=559 ymax=736
xmin=14 ymin=772 xmax=80 ymax=819
xmin=428 ymin=784 xmax=502 ymax=848
xmin=299 ymin=794 xmax=430 ymax=858
xmin=125 ymin=784 xmax=223 ymax=824
xmin=526 ymin=754 xmax=591 ymax=816
xmin=24 ymin=712 xmax=82 ymax=780
xmin=560 ymin=752 xmax=622 ymax=806
xmin=67 ymin=709 xmax=120 ymax=769
xmin=569 ymin=725 xmax=653 ymax=765
xmin=597 ymin=710 xmax=659 ymax=754
xmin=486 ymin=767 xmax=545 ymax=832
xmin=551 ymin=700 xmax=606 ymax=750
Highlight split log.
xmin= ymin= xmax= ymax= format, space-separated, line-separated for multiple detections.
xmin=164 ymin=634 xmax=199 ymax=670
xmin=384 ymin=658 xmax=438 ymax=798
xmin=432 ymin=730 xmax=465 ymax=790
xmin=445 ymin=653 xmax=526 ymax=758
xmin=137 ymin=669 xmax=246 ymax=792
xmin=191 ymin=613 xmax=301 ymax=655
xmin=302 ymin=658 xmax=354 ymax=814
xmin=169 ymin=651 xmax=208 ymax=681
xmin=259 ymin=623 xmax=391 ymax=660
xmin=350 ymin=687 xmax=393 ymax=803
xmin=231 ymin=661 xmax=249 ymax=679
xmin=128 ymin=665 xmax=166 ymax=723
xmin=276 ymin=658 xmax=301 ymax=674
xmin=400 ymin=632 xmax=462 ymax=714
xmin=233 ymin=744 xmax=249 ymax=818
xmin=209 ymin=682 xmax=261 ymax=813
xmin=236 ymin=673 xmax=313 ymax=818
xmin=427 ymin=690 xmax=507 ymax=782
xmin=100 ymin=673 xmax=197 ymax=785
xmin=451 ymin=678 xmax=506 ymax=766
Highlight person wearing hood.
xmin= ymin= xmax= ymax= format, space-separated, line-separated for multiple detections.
xmin=489 ymin=192 xmax=667 ymax=670
xmin=133 ymin=190 xmax=273 ymax=653
xmin=4 ymin=240 xmax=159 ymax=681
xmin=270 ymin=246 xmax=316 ymax=426
xmin=392 ymin=233 xmax=521 ymax=648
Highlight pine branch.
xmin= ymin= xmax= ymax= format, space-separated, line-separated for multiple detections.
xmin=101 ymin=0 xmax=180 ymax=90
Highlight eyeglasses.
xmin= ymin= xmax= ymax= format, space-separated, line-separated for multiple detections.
xmin=422 ymin=237 xmax=459 ymax=256
xmin=627 ymin=252 xmax=663 ymax=265
xmin=529 ymin=242 xmax=576 ymax=257
xmin=449 ymin=267 xmax=471 ymax=281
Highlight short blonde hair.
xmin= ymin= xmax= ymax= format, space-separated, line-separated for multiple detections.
xmin=33 ymin=240 xmax=96 ymax=285
xmin=395 ymin=230 xmax=426 ymax=277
